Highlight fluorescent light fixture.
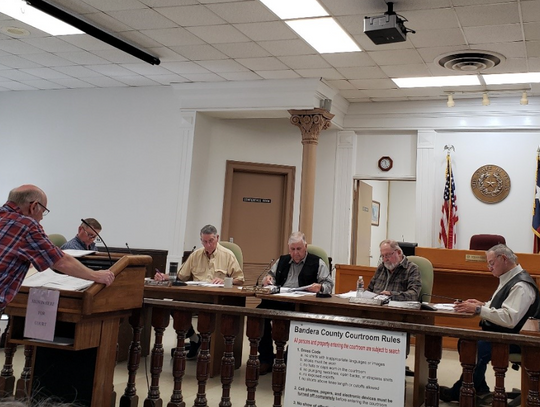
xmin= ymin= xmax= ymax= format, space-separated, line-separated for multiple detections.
xmin=259 ymin=0 xmax=328 ymax=19
xmin=286 ymin=18 xmax=361 ymax=54
xmin=393 ymin=75 xmax=481 ymax=88
xmin=483 ymin=72 xmax=540 ymax=85
xmin=482 ymin=92 xmax=490 ymax=106
xmin=25 ymin=0 xmax=160 ymax=65
xmin=0 ymin=0 xmax=82 ymax=35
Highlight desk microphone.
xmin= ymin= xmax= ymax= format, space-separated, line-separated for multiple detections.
xmin=421 ymin=293 xmax=462 ymax=303
xmin=256 ymin=258 xmax=275 ymax=287
xmin=81 ymin=218 xmax=113 ymax=267
xmin=125 ymin=242 xmax=133 ymax=255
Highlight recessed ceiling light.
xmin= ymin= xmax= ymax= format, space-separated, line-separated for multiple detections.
xmin=259 ymin=0 xmax=329 ymax=19
xmin=393 ymin=75 xmax=481 ymax=88
xmin=286 ymin=18 xmax=361 ymax=54
xmin=483 ymin=72 xmax=540 ymax=85
xmin=0 ymin=0 xmax=82 ymax=35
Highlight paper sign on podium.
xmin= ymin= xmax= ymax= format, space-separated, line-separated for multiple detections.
xmin=23 ymin=288 xmax=60 ymax=342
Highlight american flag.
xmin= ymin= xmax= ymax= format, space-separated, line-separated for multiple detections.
xmin=532 ymin=154 xmax=540 ymax=252
xmin=439 ymin=154 xmax=458 ymax=248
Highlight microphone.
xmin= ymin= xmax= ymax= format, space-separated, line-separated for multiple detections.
xmin=256 ymin=258 xmax=275 ymax=287
xmin=421 ymin=293 xmax=462 ymax=303
xmin=125 ymin=242 xmax=133 ymax=254
xmin=81 ymin=218 xmax=113 ymax=267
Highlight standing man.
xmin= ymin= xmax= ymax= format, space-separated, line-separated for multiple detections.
xmin=155 ymin=224 xmax=243 ymax=358
xmin=258 ymin=231 xmax=333 ymax=375
xmin=440 ymin=244 xmax=540 ymax=405
xmin=61 ymin=218 xmax=102 ymax=251
xmin=0 ymin=185 xmax=114 ymax=311
xmin=367 ymin=239 xmax=422 ymax=301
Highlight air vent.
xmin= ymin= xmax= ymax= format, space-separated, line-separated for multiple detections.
xmin=437 ymin=51 xmax=504 ymax=72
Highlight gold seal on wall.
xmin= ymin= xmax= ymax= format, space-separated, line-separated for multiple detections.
xmin=470 ymin=164 xmax=511 ymax=204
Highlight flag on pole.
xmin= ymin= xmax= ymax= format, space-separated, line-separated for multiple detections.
xmin=439 ymin=154 xmax=459 ymax=248
xmin=532 ymin=152 xmax=540 ymax=252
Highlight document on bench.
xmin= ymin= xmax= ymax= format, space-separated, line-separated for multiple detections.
xmin=22 ymin=268 xmax=94 ymax=291
xmin=62 ymin=249 xmax=96 ymax=257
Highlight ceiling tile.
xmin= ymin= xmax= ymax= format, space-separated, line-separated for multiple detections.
xmin=234 ymin=22 xmax=297 ymax=42
xmin=463 ymin=24 xmax=523 ymax=44
xmin=255 ymin=70 xmax=300 ymax=79
xmin=213 ymin=42 xmax=270 ymax=58
xmin=187 ymin=25 xmax=250 ymax=44
xmin=456 ymin=4 xmax=520 ymax=27
xmin=197 ymin=59 xmax=249 ymax=72
xmin=236 ymin=56 xmax=289 ymax=71
xmin=294 ymin=67 xmax=345 ymax=80
xmin=142 ymin=27 xmax=206 ymax=47
xmin=206 ymin=1 xmax=277 ymax=24
xmin=278 ymin=55 xmax=331 ymax=70
xmin=108 ymin=9 xmax=177 ymax=30
xmin=258 ymin=39 xmax=315 ymax=57
xmin=155 ymin=5 xmax=225 ymax=26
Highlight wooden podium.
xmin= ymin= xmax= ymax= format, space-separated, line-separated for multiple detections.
xmin=4 ymin=254 xmax=151 ymax=407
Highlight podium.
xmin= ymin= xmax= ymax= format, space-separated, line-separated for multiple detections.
xmin=4 ymin=254 xmax=151 ymax=407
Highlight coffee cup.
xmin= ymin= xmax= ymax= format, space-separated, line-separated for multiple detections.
xmin=224 ymin=277 xmax=233 ymax=288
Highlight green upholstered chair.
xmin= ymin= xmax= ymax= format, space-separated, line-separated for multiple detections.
xmin=407 ymin=255 xmax=434 ymax=301
xmin=48 ymin=233 xmax=67 ymax=248
xmin=307 ymin=244 xmax=330 ymax=268
xmin=219 ymin=241 xmax=243 ymax=269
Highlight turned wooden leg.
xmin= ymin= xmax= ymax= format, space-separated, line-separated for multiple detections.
xmin=491 ymin=342 xmax=509 ymax=407
xmin=120 ymin=308 xmax=144 ymax=407
xmin=167 ymin=309 xmax=191 ymax=407
xmin=424 ymin=335 xmax=442 ymax=407
xmin=459 ymin=340 xmax=477 ymax=407
xmin=245 ymin=316 xmax=264 ymax=407
xmin=219 ymin=314 xmax=240 ymax=407
xmin=193 ymin=312 xmax=215 ymax=407
xmin=271 ymin=319 xmax=289 ymax=407
xmin=144 ymin=306 xmax=170 ymax=407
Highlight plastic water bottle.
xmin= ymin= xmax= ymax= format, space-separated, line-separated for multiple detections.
xmin=356 ymin=276 xmax=364 ymax=297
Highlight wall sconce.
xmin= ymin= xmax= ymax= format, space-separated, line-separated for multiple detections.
xmin=521 ymin=91 xmax=529 ymax=105
xmin=482 ymin=92 xmax=490 ymax=106
xmin=447 ymin=94 xmax=455 ymax=107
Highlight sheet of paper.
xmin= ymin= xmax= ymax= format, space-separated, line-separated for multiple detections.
xmin=22 ymin=268 xmax=93 ymax=291
xmin=62 ymin=249 xmax=96 ymax=257
xmin=434 ymin=303 xmax=456 ymax=311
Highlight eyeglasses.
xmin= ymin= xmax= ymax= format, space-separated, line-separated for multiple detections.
xmin=82 ymin=227 xmax=98 ymax=240
xmin=32 ymin=201 xmax=50 ymax=216
xmin=380 ymin=250 xmax=397 ymax=260
xmin=487 ymin=254 xmax=502 ymax=268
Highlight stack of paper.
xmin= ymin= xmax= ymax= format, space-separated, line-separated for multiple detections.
xmin=22 ymin=268 xmax=93 ymax=291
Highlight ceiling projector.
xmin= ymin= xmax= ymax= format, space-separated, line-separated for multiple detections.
xmin=364 ymin=2 xmax=413 ymax=45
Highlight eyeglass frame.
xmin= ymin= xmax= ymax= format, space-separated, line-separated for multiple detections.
xmin=31 ymin=201 xmax=50 ymax=216
xmin=82 ymin=227 xmax=99 ymax=241
xmin=380 ymin=249 xmax=397 ymax=260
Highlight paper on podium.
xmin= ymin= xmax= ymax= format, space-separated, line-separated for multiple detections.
xmin=62 ymin=249 xmax=96 ymax=257
xmin=23 ymin=268 xmax=94 ymax=291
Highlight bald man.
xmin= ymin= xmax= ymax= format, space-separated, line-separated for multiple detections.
xmin=0 ymin=185 xmax=114 ymax=311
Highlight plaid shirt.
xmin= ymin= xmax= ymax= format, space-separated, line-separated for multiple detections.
xmin=0 ymin=201 xmax=63 ymax=309
xmin=367 ymin=256 xmax=422 ymax=301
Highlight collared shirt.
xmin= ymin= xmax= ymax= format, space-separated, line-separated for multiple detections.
xmin=0 ymin=202 xmax=63 ymax=309
xmin=178 ymin=243 xmax=244 ymax=283
xmin=61 ymin=236 xmax=96 ymax=251
xmin=267 ymin=254 xmax=334 ymax=294
xmin=480 ymin=266 xmax=536 ymax=329
xmin=367 ymin=256 xmax=421 ymax=301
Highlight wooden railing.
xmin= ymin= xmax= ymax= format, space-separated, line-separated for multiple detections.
xmin=2 ymin=299 xmax=540 ymax=407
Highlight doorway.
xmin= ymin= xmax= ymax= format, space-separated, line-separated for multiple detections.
xmin=221 ymin=161 xmax=295 ymax=300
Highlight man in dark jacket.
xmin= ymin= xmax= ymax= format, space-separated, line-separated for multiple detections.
xmin=257 ymin=231 xmax=333 ymax=374
xmin=440 ymin=244 xmax=540 ymax=404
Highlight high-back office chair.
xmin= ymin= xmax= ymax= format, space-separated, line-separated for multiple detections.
xmin=407 ymin=255 xmax=434 ymax=301
xmin=48 ymin=233 xmax=67 ymax=248
xmin=307 ymin=244 xmax=330 ymax=269
xmin=219 ymin=241 xmax=244 ymax=270
xmin=469 ymin=234 xmax=506 ymax=251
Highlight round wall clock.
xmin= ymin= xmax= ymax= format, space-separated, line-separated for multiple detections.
xmin=378 ymin=156 xmax=393 ymax=172
xmin=470 ymin=164 xmax=511 ymax=204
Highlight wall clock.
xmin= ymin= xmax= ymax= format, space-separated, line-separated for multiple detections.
xmin=378 ymin=156 xmax=393 ymax=172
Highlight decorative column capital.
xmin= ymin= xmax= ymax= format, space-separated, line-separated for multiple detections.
xmin=288 ymin=108 xmax=335 ymax=145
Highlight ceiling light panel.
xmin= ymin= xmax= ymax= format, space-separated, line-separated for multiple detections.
xmin=259 ymin=0 xmax=329 ymax=19
xmin=393 ymin=75 xmax=481 ymax=88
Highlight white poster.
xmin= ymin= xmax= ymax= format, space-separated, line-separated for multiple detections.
xmin=284 ymin=321 xmax=406 ymax=407
xmin=24 ymin=288 xmax=60 ymax=341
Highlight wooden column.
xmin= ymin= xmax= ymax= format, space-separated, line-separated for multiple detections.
xmin=289 ymin=108 xmax=334 ymax=242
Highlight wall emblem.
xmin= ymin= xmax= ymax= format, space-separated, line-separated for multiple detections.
xmin=470 ymin=164 xmax=511 ymax=204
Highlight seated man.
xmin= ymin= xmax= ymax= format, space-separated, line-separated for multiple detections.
xmin=367 ymin=239 xmax=422 ymax=301
xmin=258 ymin=231 xmax=333 ymax=375
xmin=155 ymin=224 xmax=243 ymax=358
xmin=440 ymin=244 xmax=540 ymax=405
xmin=61 ymin=218 xmax=102 ymax=251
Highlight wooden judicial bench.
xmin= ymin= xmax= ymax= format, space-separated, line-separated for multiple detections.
xmin=335 ymin=247 xmax=540 ymax=349
xmin=2 ymin=254 xmax=151 ymax=407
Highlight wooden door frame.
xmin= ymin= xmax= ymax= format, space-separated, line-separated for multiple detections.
xmin=221 ymin=160 xmax=295 ymax=256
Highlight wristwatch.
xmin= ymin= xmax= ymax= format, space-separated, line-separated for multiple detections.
xmin=475 ymin=305 xmax=482 ymax=315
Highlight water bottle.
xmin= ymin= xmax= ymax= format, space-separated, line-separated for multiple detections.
xmin=169 ymin=262 xmax=178 ymax=281
xmin=356 ymin=276 xmax=364 ymax=297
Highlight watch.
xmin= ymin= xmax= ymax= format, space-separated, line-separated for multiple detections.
xmin=475 ymin=305 xmax=482 ymax=315
xmin=378 ymin=156 xmax=393 ymax=172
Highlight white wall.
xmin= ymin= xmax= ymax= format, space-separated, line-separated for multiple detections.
xmin=0 ymin=86 xmax=186 ymax=255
